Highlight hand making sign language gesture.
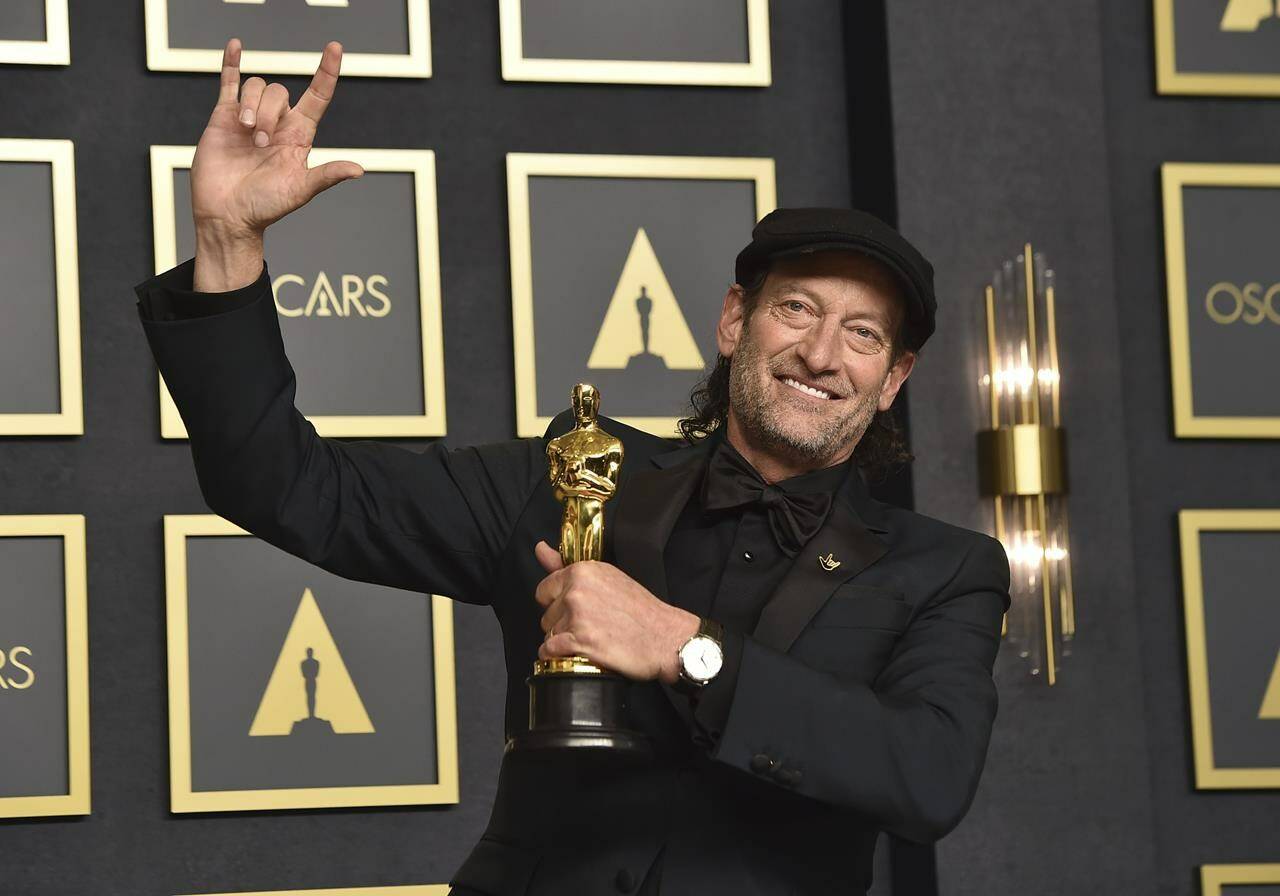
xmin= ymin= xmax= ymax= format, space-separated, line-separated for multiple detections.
xmin=191 ymin=39 xmax=364 ymax=293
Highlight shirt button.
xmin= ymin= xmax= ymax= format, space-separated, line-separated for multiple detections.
xmin=742 ymin=550 xmax=754 ymax=562
xmin=614 ymin=868 xmax=636 ymax=892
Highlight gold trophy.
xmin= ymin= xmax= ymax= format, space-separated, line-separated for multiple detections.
xmin=505 ymin=383 xmax=650 ymax=754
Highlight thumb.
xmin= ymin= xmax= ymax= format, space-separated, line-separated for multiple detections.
xmin=534 ymin=540 xmax=565 ymax=574
xmin=301 ymin=160 xmax=363 ymax=203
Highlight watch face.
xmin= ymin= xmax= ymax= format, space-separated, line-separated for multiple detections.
xmin=681 ymin=635 xmax=724 ymax=682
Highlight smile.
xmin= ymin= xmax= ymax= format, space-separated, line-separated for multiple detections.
xmin=778 ymin=375 xmax=840 ymax=401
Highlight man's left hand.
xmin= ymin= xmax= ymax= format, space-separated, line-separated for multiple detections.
xmin=534 ymin=540 xmax=700 ymax=685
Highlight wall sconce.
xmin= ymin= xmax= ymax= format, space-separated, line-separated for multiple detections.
xmin=976 ymin=244 xmax=1075 ymax=685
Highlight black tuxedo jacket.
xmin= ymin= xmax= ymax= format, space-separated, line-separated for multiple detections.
xmin=137 ymin=261 xmax=1011 ymax=896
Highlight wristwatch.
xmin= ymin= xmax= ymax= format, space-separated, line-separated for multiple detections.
xmin=674 ymin=616 xmax=725 ymax=694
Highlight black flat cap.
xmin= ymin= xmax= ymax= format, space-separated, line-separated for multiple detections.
xmin=734 ymin=207 xmax=936 ymax=351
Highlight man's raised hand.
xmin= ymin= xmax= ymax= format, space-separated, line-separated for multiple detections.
xmin=190 ymin=39 xmax=364 ymax=291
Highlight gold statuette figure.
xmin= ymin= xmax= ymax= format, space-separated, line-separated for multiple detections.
xmin=536 ymin=383 xmax=623 ymax=675
xmin=509 ymin=382 xmax=647 ymax=752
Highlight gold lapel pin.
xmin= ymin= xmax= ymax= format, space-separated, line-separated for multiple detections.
xmin=818 ymin=552 xmax=841 ymax=572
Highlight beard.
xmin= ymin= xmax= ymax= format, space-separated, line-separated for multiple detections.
xmin=727 ymin=322 xmax=883 ymax=468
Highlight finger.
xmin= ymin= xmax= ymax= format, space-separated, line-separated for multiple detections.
xmin=238 ymin=76 xmax=266 ymax=128
xmin=218 ymin=38 xmax=242 ymax=105
xmin=540 ymin=597 xmax=567 ymax=635
xmin=535 ymin=540 xmax=564 ymax=575
xmin=253 ymin=83 xmax=290 ymax=147
xmin=539 ymin=632 xmax=584 ymax=661
xmin=293 ymin=41 xmax=343 ymax=129
xmin=533 ymin=567 xmax=565 ymax=609
xmin=300 ymin=160 xmax=364 ymax=203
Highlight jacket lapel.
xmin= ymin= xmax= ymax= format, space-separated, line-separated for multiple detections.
xmin=751 ymin=471 xmax=891 ymax=652
xmin=612 ymin=433 xmax=893 ymax=654
xmin=611 ymin=439 xmax=712 ymax=600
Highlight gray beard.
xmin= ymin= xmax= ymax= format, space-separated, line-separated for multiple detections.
xmin=726 ymin=328 xmax=881 ymax=468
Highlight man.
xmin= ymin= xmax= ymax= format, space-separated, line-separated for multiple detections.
xmin=136 ymin=39 xmax=1010 ymax=896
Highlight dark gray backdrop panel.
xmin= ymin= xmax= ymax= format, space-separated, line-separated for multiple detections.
xmin=164 ymin=0 xmax=409 ymax=55
xmin=174 ymin=168 xmax=427 ymax=418
xmin=0 ymin=2 xmax=862 ymax=894
xmin=0 ymin=0 xmax=47 ymax=42
xmin=1181 ymin=186 xmax=1280 ymax=418
xmin=1103 ymin=0 xmax=1280 ymax=891
xmin=518 ymin=0 xmax=748 ymax=63
xmin=0 ymin=537 xmax=68 ymax=799
xmin=184 ymin=535 xmax=437 ymax=792
xmin=1170 ymin=0 xmax=1280 ymax=75
xmin=0 ymin=161 xmax=61 ymax=414
xmin=527 ymin=175 xmax=754 ymax=418
xmin=1199 ymin=530 xmax=1280 ymax=768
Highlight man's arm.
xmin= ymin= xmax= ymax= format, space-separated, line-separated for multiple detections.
xmin=139 ymin=258 xmax=545 ymax=606
xmin=700 ymin=534 xmax=1011 ymax=844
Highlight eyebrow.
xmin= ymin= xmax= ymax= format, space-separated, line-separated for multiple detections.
xmin=773 ymin=281 xmax=895 ymax=328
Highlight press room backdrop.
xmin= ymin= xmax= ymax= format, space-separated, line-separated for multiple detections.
xmin=0 ymin=3 xmax=937 ymax=896
xmin=886 ymin=1 xmax=1280 ymax=895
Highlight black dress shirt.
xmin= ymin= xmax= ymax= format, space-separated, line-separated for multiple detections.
xmin=664 ymin=432 xmax=852 ymax=752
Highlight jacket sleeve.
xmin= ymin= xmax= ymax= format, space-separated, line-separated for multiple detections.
xmin=136 ymin=258 xmax=545 ymax=606
xmin=705 ymin=533 xmax=1011 ymax=843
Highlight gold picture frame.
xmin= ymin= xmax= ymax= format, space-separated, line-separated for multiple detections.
xmin=0 ymin=138 xmax=82 ymax=436
xmin=150 ymin=145 xmax=446 ymax=440
xmin=0 ymin=0 xmax=69 ymax=65
xmin=1179 ymin=509 xmax=1280 ymax=789
xmin=506 ymin=151 xmax=776 ymax=438
xmin=0 ymin=514 xmax=90 ymax=819
xmin=498 ymin=0 xmax=770 ymax=86
xmin=1155 ymin=0 xmax=1280 ymax=96
xmin=180 ymin=887 xmax=450 ymax=896
xmin=1202 ymin=863 xmax=1280 ymax=893
xmin=144 ymin=0 xmax=431 ymax=78
xmin=163 ymin=514 xmax=459 ymax=813
xmin=1162 ymin=162 xmax=1280 ymax=438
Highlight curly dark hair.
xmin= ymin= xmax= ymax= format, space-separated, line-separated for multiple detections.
xmin=677 ymin=266 xmax=918 ymax=483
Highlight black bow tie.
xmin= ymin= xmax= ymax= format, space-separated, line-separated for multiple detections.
xmin=703 ymin=444 xmax=834 ymax=557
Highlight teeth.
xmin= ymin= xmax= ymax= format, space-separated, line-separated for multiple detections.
xmin=782 ymin=376 xmax=832 ymax=400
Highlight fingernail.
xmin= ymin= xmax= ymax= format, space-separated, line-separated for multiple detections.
xmin=253 ymin=130 xmax=269 ymax=148
xmin=239 ymin=109 xmax=254 ymax=126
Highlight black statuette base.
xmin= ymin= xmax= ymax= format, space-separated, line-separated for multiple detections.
xmin=505 ymin=671 xmax=651 ymax=754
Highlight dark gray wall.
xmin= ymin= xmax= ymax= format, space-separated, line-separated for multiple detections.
xmin=1101 ymin=1 xmax=1280 ymax=891
xmin=0 ymin=2 xmax=865 ymax=895
xmin=887 ymin=1 xmax=1280 ymax=894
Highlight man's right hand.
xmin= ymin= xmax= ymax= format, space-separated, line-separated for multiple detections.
xmin=191 ymin=38 xmax=364 ymax=292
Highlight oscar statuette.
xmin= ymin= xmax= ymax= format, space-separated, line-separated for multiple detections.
xmin=505 ymin=383 xmax=650 ymax=754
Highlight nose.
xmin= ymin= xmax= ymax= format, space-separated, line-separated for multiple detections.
xmin=795 ymin=311 xmax=842 ymax=375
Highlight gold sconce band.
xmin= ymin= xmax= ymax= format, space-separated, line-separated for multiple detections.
xmin=977 ymin=424 xmax=1068 ymax=497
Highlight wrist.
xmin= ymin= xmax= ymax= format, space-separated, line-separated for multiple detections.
xmin=660 ymin=609 xmax=701 ymax=685
xmin=193 ymin=226 xmax=264 ymax=293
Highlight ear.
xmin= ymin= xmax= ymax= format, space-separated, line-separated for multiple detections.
xmin=716 ymin=285 xmax=748 ymax=358
xmin=876 ymin=349 xmax=916 ymax=412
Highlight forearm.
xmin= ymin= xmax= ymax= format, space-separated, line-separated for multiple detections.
xmin=704 ymin=540 xmax=1010 ymax=843
xmin=135 ymin=262 xmax=539 ymax=603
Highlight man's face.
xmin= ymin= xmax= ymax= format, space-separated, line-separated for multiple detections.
xmin=716 ymin=250 xmax=916 ymax=469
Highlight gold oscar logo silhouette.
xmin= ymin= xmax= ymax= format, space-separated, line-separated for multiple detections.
xmin=1221 ymin=0 xmax=1280 ymax=31
xmin=249 ymin=588 xmax=374 ymax=737
xmin=588 ymin=227 xmax=704 ymax=373
xmin=1260 ymin=648 xmax=1280 ymax=719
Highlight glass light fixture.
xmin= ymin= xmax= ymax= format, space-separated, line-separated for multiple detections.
xmin=975 ymin=244 xmax=1075 ymax=684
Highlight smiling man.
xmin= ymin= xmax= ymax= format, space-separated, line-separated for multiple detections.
xmin=135 ymin=39 xmax=1011 ymax=896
